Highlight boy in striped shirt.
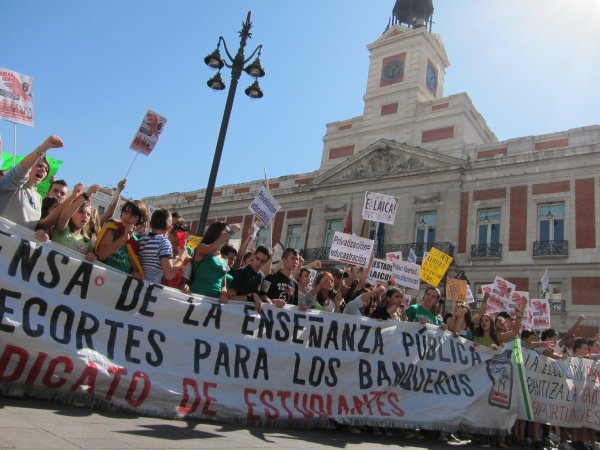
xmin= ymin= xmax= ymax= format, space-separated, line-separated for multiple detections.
xmin=138 ymin=209 xmax=190 ymax=284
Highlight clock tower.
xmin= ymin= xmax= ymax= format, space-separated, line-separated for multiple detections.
xmin=363 ymin=24 xmax=449 ymax=125
xmin=320 ymin=2 xmax=496 ymax=170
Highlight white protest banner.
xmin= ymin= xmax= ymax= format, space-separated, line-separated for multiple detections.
xmin=541 ymin=270 xmax=550 ymax=296
xmin=519 ymin=350 xmax=600 ymax=430
xmin=386 ymin=251 xmax=403 ymax=263
xmin=367 ymin=258 xmax=393 ymax=285
xmin=248 ymin=186 xmax=281 ymax=228
xmin=362 ymin=192 xmax=399 ymax=225
xmin=408 ymin=248 xmax=417 ymax=264
xmin=392 ymin=260 xmax=421 ymax=290
xmin=419 ymin=248 xmax=452 ymax=287
xmin=129 ymin=109 xmax=168 ymax=155
xmin=0 ymin=67 xmax=34 ymax=127
xmin=0 ymin=218 xmax=518 ymax=432
xmin=531 ymin=299 xmax=551 ymax=330
xmin=328 ymin=231 xmax=374 ymax=269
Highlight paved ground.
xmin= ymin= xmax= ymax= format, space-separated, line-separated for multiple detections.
xmin=0 ymin=396 xmax=484 ymax=450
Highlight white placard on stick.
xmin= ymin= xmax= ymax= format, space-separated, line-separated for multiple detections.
xmin=0 ymin=67 xmax=34 ymax=127
xmin=248 ymin=186 xmax=281 ymax=228
xmin=362 ymin=192 xmax=399 ymax=225
xmin=129 ymin=109 xmax=168 ymax=155
xmin=328 ymin=231 xmax=374 ymax=269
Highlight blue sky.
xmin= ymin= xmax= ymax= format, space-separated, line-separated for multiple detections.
xmin=2 ymin=0 xmax=599 ymax=200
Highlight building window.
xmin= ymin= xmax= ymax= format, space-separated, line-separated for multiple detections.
xmin=255 ymin=228 xmax=269 ymax=248
xmin=538 ymin=282 xmax=564 ymax=313
xmin=287 ymin=225 xmax=303 ymax=250
xmin=416 ymin=212 xmax=436 ymax=256
xmin=325 ymin=220 xmax=343 ymax=248
xmin=538 ymin=203 xmax=565 ymax=241
xmin=472 ymin=209 xmax=502 ymax=258
xmin=98 ymin=205 xmax=106 ymax=215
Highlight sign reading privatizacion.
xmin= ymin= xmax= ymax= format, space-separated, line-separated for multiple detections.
xmin=328 ymin=231 xmax=374 ymax=269
xmin=129 ymin=109 xmax=168 ymax=155
xmin=0 ymin=218 xmax=523 ymax=431
xmin=0 ymin=67 xmax=34 ymax=127
xmin=248 ymin=186 xmax=280 ymax=228
xmin=419 ymin=247 xmax=453 ymax=287
xmin=362 ymin=192 xmax=399 ymax=225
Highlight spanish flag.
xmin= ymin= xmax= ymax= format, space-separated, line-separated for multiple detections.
xmin=360 ymin=219 xmax=371 ymax=238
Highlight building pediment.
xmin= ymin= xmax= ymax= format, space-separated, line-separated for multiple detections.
xmin=313 ymin=140 xmax=464 ymax=185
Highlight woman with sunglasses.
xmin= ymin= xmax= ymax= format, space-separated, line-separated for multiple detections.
xmin=446 ymin=302 xmax=474 ymax=340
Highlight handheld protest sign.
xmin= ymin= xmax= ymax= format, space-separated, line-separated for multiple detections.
xmin=0 ymin=67 xmax=34 ymax=127
xmin=531 ymin=298 xmax=551 ymax=330
xmin=129 ymin=109 xmax=168 ymax=156
xmin=367 ymin=258 xmax=393 ymax=285
xmin=386 ymin=251 xmax=403 ymax=262
xmin=446 ymin=277 xmax=467 ymax=302
xmin=391 ymin=259 xmax=420 ymax=290
xmin=419 ymin=247 xmax=452 ymax=287
xmin=187 ymin=235 xmax=202 ymax=251
xmin=248 ymin=186 xmax=280 ymax=228
xmin=328 ymin=231 xmax=374 ymax=269
xmin=362 ymin=191 xmax=398 ymax=225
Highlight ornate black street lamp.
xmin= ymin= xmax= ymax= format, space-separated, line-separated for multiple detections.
xmin=196 ymin=11 xmax=265 ymax=235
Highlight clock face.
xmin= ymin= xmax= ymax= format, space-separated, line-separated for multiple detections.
xmin=382 ymin=59 xmax=405 ymax=82
xmin=426 ymin=65 xmax=437 ymax=91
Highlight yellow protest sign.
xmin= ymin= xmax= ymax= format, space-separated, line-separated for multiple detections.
xmin=419 ymin=247 xmax=453 ymax=287
xmin=187 ymin=235 xmax=202 ymax=251
xmin=446 ymin=277 xmax=467 ymax=302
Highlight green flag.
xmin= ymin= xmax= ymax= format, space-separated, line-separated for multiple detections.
xmin=1 ymin=152 xmax=63 ymax=198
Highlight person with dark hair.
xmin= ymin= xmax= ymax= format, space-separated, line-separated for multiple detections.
xmin=446 ymin=302 xmax=475 ymax=340
xmin=46 ymin=179 xmax=68 ymax=202
xmin=0 ymin=135 xmax=64 ymax=229
xmin=370 ymin=286 xmax=404 ymax=321
xmin=162 ymin=223 xmax=193 ymax=289
xmin=228 ymin=245 xmax=272 ymax=313
xmin=138 ymin=209 xmax=190 ymax=284
xmin=472 ymin=314 xmax=499 ymax=349
xmin=405 ymin=287 xmax=446 ymax=327
xmin=186 ymin=221 xmax=235 ymax=301
xmin=95 ymin=199 xmax=150 ymax=277
xmin=259 ymin=248 xmax=300 ymax=307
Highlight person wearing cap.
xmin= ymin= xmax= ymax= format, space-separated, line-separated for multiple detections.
xmin=0 ymin=135 xmax=64 ymax=229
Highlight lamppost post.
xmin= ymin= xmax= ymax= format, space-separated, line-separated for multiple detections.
xmin=196 ymin=11 xmax=264 ymax=236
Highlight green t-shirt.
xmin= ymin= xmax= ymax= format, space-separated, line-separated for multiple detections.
xmin=405 ymin=304 xmax=442 ymax=325
xmin=101 ymin=228 xmax=134 ymax=274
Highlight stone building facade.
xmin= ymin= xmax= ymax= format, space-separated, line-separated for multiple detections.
xmin=143 ymin=23 xmax=600 ymax=335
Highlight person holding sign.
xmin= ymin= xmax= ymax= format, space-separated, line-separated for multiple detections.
xmin=259 ymin=248 xmax=300 ymax=307
xmin=0 ymin=135 xmax=64 ymax=230
xmin=185 ymin=222 xmax=233 ymax=302
xmin=405 ymin=287 xmax=447 ymax=328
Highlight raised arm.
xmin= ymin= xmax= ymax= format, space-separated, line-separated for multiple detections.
xmin=55 ymin=184 xmax=100 ymax=232
xmin=20 ymin=135 xmax=64 ymax=172
xmin=99 ymin=178 xmax=126 ymax=225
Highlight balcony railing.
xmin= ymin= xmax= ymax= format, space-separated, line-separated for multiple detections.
xmin=471 ymin=243 xmax=502 ymax=259
xmin=300 ymin=242 xmax=455 ymax=262
xmin=533 ymin=240 xmax=568 ymax=257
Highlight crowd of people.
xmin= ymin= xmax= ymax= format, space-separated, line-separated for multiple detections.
xmin=1 ymin=136 xmax=598 ymax=449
